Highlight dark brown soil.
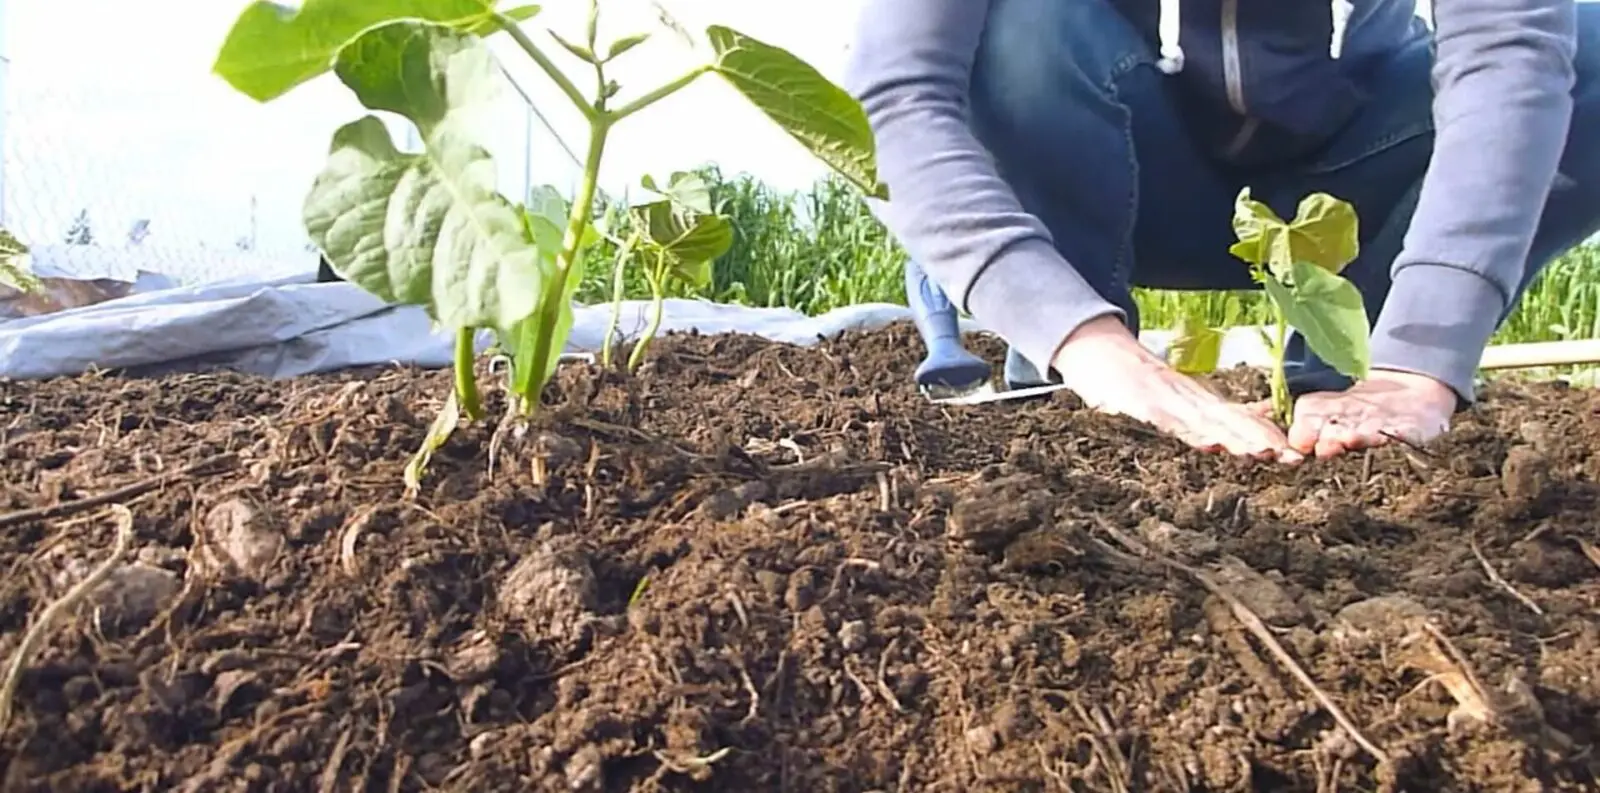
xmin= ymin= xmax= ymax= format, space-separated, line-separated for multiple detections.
xmin=0 ymin=323 xmax=1596 ymax=792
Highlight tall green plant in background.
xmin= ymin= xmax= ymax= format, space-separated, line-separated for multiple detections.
xmin=0 ymin=229 xmax=40 ymax=294
xmin=213 ymin=0 xmax=886 ymax=487
xmin=575 ymin=165 xmax=908 ymax=313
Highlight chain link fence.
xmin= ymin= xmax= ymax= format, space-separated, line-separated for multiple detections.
xmin=0 ymin=0 xmax=582 ymax=289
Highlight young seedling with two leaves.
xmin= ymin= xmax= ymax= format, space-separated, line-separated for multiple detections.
xmin=211 ymin=0 xmax=886 ymax=489
xmin=1229 ymin=188 xmax=1370 ymax=425
xmin=598 ymin=171 xmax=734 ymax=372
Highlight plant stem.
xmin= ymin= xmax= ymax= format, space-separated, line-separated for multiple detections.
xmin=608 ymin=65 xmax=711 ymax=123
xmin=602 ymin=233 xmax=638 ymax=368
xmin=499 ymin=15 xmax=597 ymax=121
xmin=1270 ymin=305 xmax=1291 ymax=425
xmin=589 ymin=8 xmax=609 ymax=114
xmin=629 ymin=262 xmax=666 ymax=372
xmin=518 ymin=120 xmax=611 ymax=411
xmin=454 ymin=327 xmax=483 ymax=419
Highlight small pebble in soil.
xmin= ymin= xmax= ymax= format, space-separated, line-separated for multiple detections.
xmin=1515 ymin=420 xmax=1556 ymax=452
xmin=135 ymin=545 xmax=185 ymax=571
xmin=1140 ymin=518 xmax=1221 ymax=560
xmin=211 ymin=669 xmax=260 ymax=715
xmin=533 ymin=431 xmax=584 ymax=469
xmin=784 ymin=568 xmax=819 ymax=612
xmin=755 ymin=569 xmax=786 ymax=599
xmin=469 ymin=731 xmax=496 ymax=759
xmin=1000 ymin=527 xmax=1085 ymax=574
xmin=86 ymin=562 xmax=180 ymax=633
xmin=498 ymin=539 xmax=598 ymax=652
xmin=447 ymin=630 xmax=502 ymax=682
xmin=1207 ymin=556 xmax=1306 ymax=627
xmin=696 ymin=481 xmax=769 ymax=521
xmin=838 ymin=619 xmax=869 ymax=653
xmin=964 ymin=724 xmax=999 ymax=755
xmin=564 ymin=745 xmax=605 ymax=790
xmin=1509 ymin=540 xmax=1592 ymax=588
xmin=196 ymin=497 xmax=285 ymax=581
xmin=1330 ymin=594 xmax=1428 ymax=642
xmin=1500 ymin=445 xmax=1552 ymax=503
xmin=946 ymin=474 xmax=1053 ymax=552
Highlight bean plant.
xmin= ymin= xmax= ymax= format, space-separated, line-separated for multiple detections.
xmin=212 ymin=0 xmax=886 ymax=484
xmin=1229 ymin=188 xmax=1369 ymax=424
xmin=604 ymin=170 xmax=734 ymax=371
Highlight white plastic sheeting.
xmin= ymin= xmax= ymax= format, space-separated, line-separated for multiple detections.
xmin=0 ymin=272 xmax=1277 ymax=381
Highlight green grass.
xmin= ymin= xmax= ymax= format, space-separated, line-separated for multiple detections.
xmin=575 ymin=166 xmax=1600 ymax=346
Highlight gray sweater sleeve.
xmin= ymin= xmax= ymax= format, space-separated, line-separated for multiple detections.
xmin=844 ymin=0 xmax=1578 ymax=400
xmin=841 ymin=0 xmax=1125 ymax=375
xmin=1373 ymin=0 xmax=1577 ymax=400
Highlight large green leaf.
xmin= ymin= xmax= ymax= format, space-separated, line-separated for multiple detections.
xmin=303 ymin=22 xmax=542 ymax=334
xmin=213 ymin=0 xmax=540 ymax=102
xmin=1262 ymin=260 xmax=1371 ymax=379
xmin=706 ymin=26 xmax=888 ymax=200
xmin=1230 ymin=188 xmax=1360 ymax=276
xmin=1288 ymin=193 xmax=1360 ymax=272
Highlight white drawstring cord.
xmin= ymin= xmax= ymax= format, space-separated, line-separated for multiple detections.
xmin=1156 ymin=0 xmax=1185 ymax=73
xmin=1153 ymin=0 xmax=1351 ymax=75
xmin=1330 ymin=0 xmax=1353 ymax=58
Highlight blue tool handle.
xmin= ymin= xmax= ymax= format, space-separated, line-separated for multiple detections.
xmin=905 ymin=259 xmax=991 ymax=389
xmin=905 ymin=258 xmax=963 ymax=347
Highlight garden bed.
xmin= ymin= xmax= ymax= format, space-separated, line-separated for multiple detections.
xmin=0 ymin=323 xmax=1596 ymax=792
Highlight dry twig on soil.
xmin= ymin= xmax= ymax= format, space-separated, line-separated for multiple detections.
xmin=0 ymin=504 xmax=135 ymax=731
xmin=1469 ymin=537 xmax=1544 ymax=616
xmin=1576 ymin=538 xmax=1600 ymax=571
xmin=1402 ymin=622 xmax=1495 ymax=730
xmin=0 ymin=452 xmax=239 ymax=530
xmin=1095 ymin=519 xmax=1391 ymax=767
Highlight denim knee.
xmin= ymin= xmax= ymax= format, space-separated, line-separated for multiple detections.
xmin=968 ymin=0 xmax=1165 ymax=326
xmin=970 ymin=0 xmax=1160 ymax=177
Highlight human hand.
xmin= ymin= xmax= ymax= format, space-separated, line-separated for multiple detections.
xmin=1052 ymin=316 xmax=1303 ymax=462
xmin=1286 ymin=370 xmax=1456 ymax=459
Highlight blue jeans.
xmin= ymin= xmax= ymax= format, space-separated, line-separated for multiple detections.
xmin=963 ymin=0 xmax=1600 ymax=393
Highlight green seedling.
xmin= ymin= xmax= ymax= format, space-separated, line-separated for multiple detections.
xmin=593 ymin=171 xmax=733 ymax=370
xmin=624 ymin=171 xmax=734 ymax=371
xmin=0 ymin=228 xmax=40 ymax=295
xmin=1166 ymin=313 xmax=1224 ymax=374
xmin=1229 ymin=188 xmax=1369 ymax=424
xmin=213 ymin=0 xmax=886 ymax=481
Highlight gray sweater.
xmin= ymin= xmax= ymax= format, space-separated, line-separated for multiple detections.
xmin=843 ymin=0 xmax=1579 ymax=400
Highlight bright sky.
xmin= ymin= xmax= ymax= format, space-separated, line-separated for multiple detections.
xmin=0 ymin=0 xmax=860 ymax=259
